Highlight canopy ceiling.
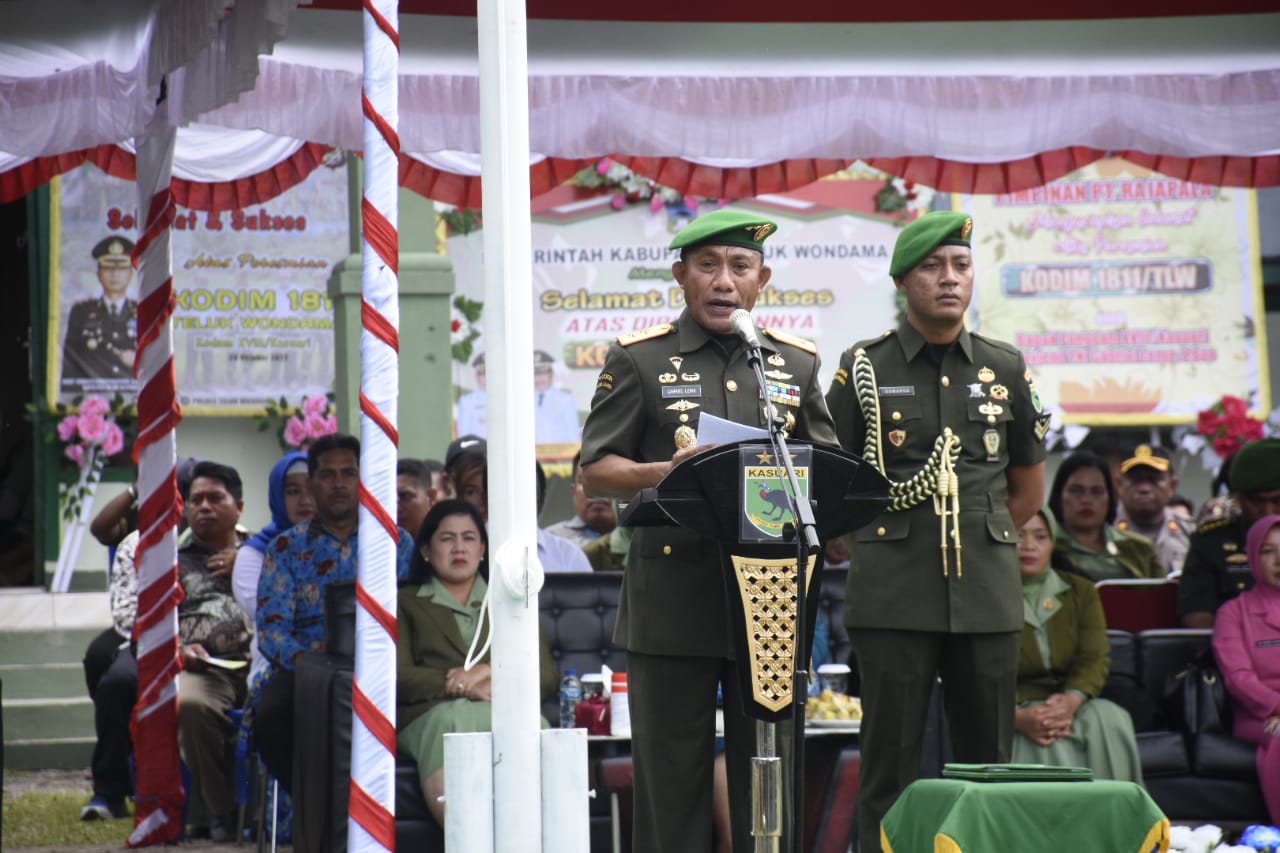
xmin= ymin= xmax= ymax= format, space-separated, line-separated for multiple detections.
xmin=2 ymin=1 xmax=1278 ymax=207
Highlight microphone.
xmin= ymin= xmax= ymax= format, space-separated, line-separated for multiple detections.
xmin=729 ymin=309 xmax=761 ymax=349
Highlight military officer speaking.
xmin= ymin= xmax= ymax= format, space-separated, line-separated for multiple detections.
xmin=62 ymin=236 xmax=138 ymax=385
xmin=580 ymin=209 xmax=838 ymax=853
xmin=824 ymin=211 xmax=1047 ymax=853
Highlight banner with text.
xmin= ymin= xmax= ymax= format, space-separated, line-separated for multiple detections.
xmin=49 ymin=160 xmax=349 ymax=413
xmin=961 ymin=158 xmax=1268 ymax=425
xmin=445 ymin=179 xmax=911 ymax=447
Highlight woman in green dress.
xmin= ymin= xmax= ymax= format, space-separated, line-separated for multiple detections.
xmin=1048 ymin=452 xmax=1163 ymax=581
xmin=1012 ymin=508 xmax=1144 ymax=783
xmin=396 ymin=499 xmax=559 ymax=822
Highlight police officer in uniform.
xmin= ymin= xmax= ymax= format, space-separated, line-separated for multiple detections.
xmin=580 ymin=209 xmax=837 ymax=853
xmin=63 ymin=236 xmax=138 ymax=382
xmin=456 ymin=353 xmax=488 ymax=438
xmin=1114 ymin=444 xmax=1192 ymax=575
xmin=1179 ymin=437 xmax=1280 ymax=628
xmin=533 ymin=349 xmax=583 ymax=444
xmin=824 ymin=211 xmax=1047 ymax=853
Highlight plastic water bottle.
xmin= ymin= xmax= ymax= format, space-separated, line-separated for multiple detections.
xmin=559 ymin=668 xmax=582 ymax=729
xmin=610 ymin=671 xmax=630 ymax=738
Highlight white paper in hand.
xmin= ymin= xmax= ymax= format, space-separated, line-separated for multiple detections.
xmin=697 ymin=412 xmax=768 ymax=446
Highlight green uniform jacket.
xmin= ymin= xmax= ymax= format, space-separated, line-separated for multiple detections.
xmin=825 ymin=322 xmax=1047 ymax=634
xmin=1016 ymin=571 xmax=1110 ymax=703
xmin=1177 ymin=515 xmax=1254 ymax=617
xmin=580 ymin=309 xmax=838 ymax=657
xmin=1054 ymin=526 xmax=1165 ymax=581
xmin=396 ymin=589 xmax=559 ymax=730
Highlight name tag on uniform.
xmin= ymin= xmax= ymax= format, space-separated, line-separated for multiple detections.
xmin=1258 ymin=639 xmax=1280 ymax=647
xmin=878 ymin=385 xmax=914 ymax=397
xmin=663 ymin=385 xmax=702 ymax=398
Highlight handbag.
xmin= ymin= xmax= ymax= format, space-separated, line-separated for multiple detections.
xmin=1162 ymin=650 xmax=1229 ymax=734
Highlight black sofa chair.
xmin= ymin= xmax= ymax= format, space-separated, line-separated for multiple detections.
xmin=1107 ymin=628 xmax=1266 ymax=822
xmin=292 ymin=567 xmax=854 ymax=853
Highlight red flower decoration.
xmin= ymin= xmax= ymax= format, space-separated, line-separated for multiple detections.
xmin=1197 ymin=395 xmax=1265 ymax=460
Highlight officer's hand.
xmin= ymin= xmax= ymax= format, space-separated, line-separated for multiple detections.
xmin=182 ymin=643 xmax=211 ymax=672
xmin=671 ymin=441 xmax=717 ymax=468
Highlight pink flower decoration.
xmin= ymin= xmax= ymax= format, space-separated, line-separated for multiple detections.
xmin=305 ymin=412 xmax=332 ymax=440
xmin=77 ymin=413 xmax=108 ymax=444
xmin=302 ymin=394 xmax=329 ymax=417
xmin=325 ymin=414 xmax=338 ymax=435
xmin=79 ymin=395 xmax=111 ymax=418
xmin=102 ymin=423 xmax=125 ymax=457
xmin=283 ymin=416 xmax=309 ymax=448
xmin=57 ymin=415 xmax=80 ymax=443
xmin=595 ymin=157 xmax=613 ymax=176
xmin=649 ymin=195 xmax=664 ymax=213
xmin=65 ymin=444 xmax=85 ymax=467
xmin=610 ymin=192 xmax=626 ymax=211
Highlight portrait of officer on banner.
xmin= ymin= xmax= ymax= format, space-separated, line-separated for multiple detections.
xmin=60 ymin=235 xmax=139 ymax=392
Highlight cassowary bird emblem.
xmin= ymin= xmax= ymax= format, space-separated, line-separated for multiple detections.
xmin=757 ymin=482 xmax=792 ymax=520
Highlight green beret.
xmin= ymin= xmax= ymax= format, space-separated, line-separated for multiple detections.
xmin=888 ymin=211 xmax=973 ymax=277
xmin=669 ymin=209 xmax=778 ymax=254
xmin=1230 ymin=438 xmax=1280 ymax=494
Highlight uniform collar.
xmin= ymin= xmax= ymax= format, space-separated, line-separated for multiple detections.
xmin=895 ymin=320 xmax=973 ymax=363
xmin=676 ymin=308 xmax=779 ymax=356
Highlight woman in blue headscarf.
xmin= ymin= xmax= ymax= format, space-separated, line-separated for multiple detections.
xmin=233 ymin=450 xmax=314 ymax=682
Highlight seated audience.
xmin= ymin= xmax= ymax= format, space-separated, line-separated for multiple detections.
xmin=537 ymin=463 xmax=592 ymax=573
xmin=1181 ymin=439 xmax=1280 ymax=628
xmin=233 ymin=450 xmax=314 ymax=683
xmin=1213 ymin=513 xmax=1280 ymax=823
xmin=1012 ymin=509 xmax=1143 ymax=783
xmin=544 ymin=452 xmax=618 ymax=548
xmin=1114 ymin=445 xmax=1192 ymax=575
xmin=444 ymin=435 xmax=487 ymax=504
xmin=583 ymin=525 xmax=631 ymax=573
xmin=1167 ymin=494 xmax=1195 ymax=519
xmin=397 ymin=500 xmax=559 ymax=823
xmin=254 ymin=433 xmax=413 ymax=794
xmin=397 ymin=458 xmax=443 ymax=540
xmin=1048 ymin=452 xmax=1163 ymax=581
xmin=177 ymin=461 xmax=253 ymax=842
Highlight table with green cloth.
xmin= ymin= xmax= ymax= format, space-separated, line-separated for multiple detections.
xmin=881 ymin=778 xmax=1170 ymax=853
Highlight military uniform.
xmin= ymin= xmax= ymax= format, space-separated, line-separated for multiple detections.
xmin=1177 ymin=515 xmax=1253 ymax=619
xmin=63 ymin=297 xmax=138 ymax=381
xmin=580 ymin=309 xmax=837 ymax=853
xmin=1116 ymin=508 xmax=1192 ymax=575
xmin=824 ymin=320 xmax=1047 ymax=853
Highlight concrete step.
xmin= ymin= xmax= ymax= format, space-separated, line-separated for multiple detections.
xmin=4 ymin=696 xmax=94 ymax=739
xmin=4 ymin=736 xmax=94 ymax=771
xmin=0 ymin=627 xmax=107 ymax=665
xmin=0 ymin=662 xmax=87 ymax=699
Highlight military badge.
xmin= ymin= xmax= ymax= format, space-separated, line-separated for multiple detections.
xmin=765 ymin=369 xmax=793 ymax=381
xmin=1227 ymin=553 xmax=1248 ymax=564
xmin=989 ymin=384 xmax=1009 ymax=401
xmin=669 ymin=356 xmax=684 ymax=370
xmin=968 ymin=383 xmax=984 ymax=398
xmin=977 ymin=366 xmax=995 ymax=383
xmin=596 ymin=372 xmax=614 ymax=391
xmin=978 ymin=402 xmax=1003 ymax=419
xmin=674 ymin=425 xmax=697 ymax=450
xmin=767 ymin=353 xmax=786 ymax=367
xmin=888 ymin=429 xmax=906 ymax=447
xmin=766 ymin=379 xmax=802 ymax=408
xmin=681 ymin=372 xmax=700 ymax=381
xmin=783 ymin=411 xmax=796 ymax=435
xmin=666 ymin=400 xmax=700 ymax=412
xmin=659 ymin=372 xmax=677 ymax=384
xmin=1029 ymin=383 xmax=1043 ymax=413
xmin=983 ymin=428 xmax=1000 ymax=461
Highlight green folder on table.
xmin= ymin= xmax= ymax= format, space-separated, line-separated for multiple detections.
xmin=942 ymin=763 xmax=1093 ymax=782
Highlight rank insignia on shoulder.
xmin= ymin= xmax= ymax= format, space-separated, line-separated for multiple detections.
xmin=1197 ymin=516 xmax=1230 ymax=534
xmin=617 ymin=324 xmax=674 ymax=346
xmin=596 ymin=372 xmax=614 ymax=391
xmin=1034 ymin=414 xmax=1052 ymax=442
xmin=1227 ymin=554 xmax=1249 ymax=564
xmin=762 ymin=328 xmax=817 ymax=354
xmin=833 ymin=367 xmax=849 ymax=386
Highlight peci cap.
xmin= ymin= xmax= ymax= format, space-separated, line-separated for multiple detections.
xmin=1230 ymin=438 xmax=1280 ymax=495
xmin=92 ymin=236 xmax=135 ymax=269
xmin=1120 ymin=444 xmax=1172 ymax=475
xmin=668 ymin=209 xmax=778 ymax=254
xmin=534 ymin=350 xmax=555 ymax=372
xmin=445 ymin=435 xmax=487 ymax=469
xmin=888 ymin=211 xmax=973 ymax=277
xmin=472 ymin=352 xmax=485 ymax=371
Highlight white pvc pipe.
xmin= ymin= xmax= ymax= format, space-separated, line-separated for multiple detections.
xmin=444 ymin=732 xmax=495 ymax=853
xmin=540 ymin=729 xmax=591 ymax=853
xmin=475 ymin=0 xmax=547 ymax=850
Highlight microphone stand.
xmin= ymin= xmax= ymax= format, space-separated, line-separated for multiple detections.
xmin=743 ymin=335 xmax=819 ymax=853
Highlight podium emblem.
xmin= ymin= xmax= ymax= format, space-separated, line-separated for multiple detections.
xmin=740 ymin=444 xmax=811 ymax=541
